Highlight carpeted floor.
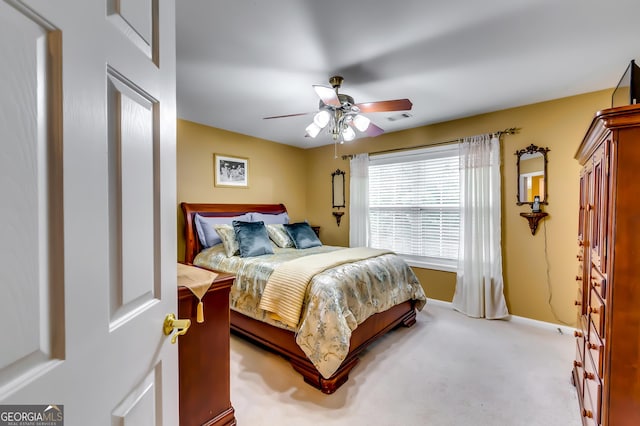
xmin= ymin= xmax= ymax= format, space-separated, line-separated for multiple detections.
xmin=229 ymin=302 xmax=582 ymax=426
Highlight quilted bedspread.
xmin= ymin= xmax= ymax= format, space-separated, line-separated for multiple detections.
xmin=194 ymin=244 xmax=427 ymax=379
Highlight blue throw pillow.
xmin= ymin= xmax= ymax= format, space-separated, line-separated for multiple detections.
xmin=232 ymin=220 xmax=274 ymax=257
xmin=284 ymin=222 xmax=322 ymax=249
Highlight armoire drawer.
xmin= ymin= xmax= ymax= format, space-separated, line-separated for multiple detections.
xmin=575 ymin=288 xmax=584 ymax=326
xmin=573 ymin=338 xmax=585 ymax=396
xmin=584 ymin=350 xmax=602 ymax=425
xmin=588 ymin=320 xmax=605 ymax=377
xmin=581 ymin=387 xmax=598 ymax=426
xmin=589 ymin=288 xmax=605 ymax=336
xmin=590 ymin=266 xmax=606 ymax=300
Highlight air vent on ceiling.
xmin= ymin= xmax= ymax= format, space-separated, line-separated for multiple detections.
xmin=387 ymin=112 xmax=412 ymax=122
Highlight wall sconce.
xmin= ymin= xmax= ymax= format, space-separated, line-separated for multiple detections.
xmin=332 ymin=169 xmax=345 ymax=208
xmin=332 ymin=169 xmax=346 ymax=226
xmin=519 ymin=211 xmax=548 ymax=235
xmin=332 ymin=211 xmax=345 ymax=226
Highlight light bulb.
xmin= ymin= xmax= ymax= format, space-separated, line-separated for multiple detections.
xmin=313 ymin=110 xmax=331 ymax=128
xmin=342 ymin=126 xmax=356 ymax=141
xmin=353 ymin=114 xmax=370 ymax=132
xmin=305 ymin=122 xmax=321 ymax=138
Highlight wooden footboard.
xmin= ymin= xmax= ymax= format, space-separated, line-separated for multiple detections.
xmin=230 ymin=299 xmax=417 ymax=394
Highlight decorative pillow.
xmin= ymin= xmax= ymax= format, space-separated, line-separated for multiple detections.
xmin=213 ymin=224 xmax=240 ymax=257
xmin=284 ymin=222 xmax=322 ymax=249
xmin=194 ymin=213 xmax=251 ymax=248
xmin=232 ymin=220 xmax=274 ymax=257
xmin=250 ymin=211 xmax=290 ymax=225
xmin=266 ymin=224 xmax=295 ymax=248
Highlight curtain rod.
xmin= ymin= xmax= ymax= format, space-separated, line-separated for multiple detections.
xmin=341 ymin=127 xmax=520 ymax=160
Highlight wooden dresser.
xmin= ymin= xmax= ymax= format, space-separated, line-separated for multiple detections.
xmin=573 ymin=105 xmax=640 ymax=426
xmin=178 ymin=270 xmax=236 ymax=426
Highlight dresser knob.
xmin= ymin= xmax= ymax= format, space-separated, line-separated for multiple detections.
xmin=576 ymin=275 xmax=582 ymax=281
xmin=583 ymin=409 xmax=593 ymax=418
xmin=574 ymin=330 xmax=583 ymax=338
xmin=574 ymin=300 xmax=581 ymax=306
xmin=588 ymin=342 xmax=599 ymax=350
xmin=584 ymin=371 xmax=595 ymax=380
xmin=589 ymin=307 xmax=599 ymax=314
xmin=573 ymin=360 xmax=583 ymax=368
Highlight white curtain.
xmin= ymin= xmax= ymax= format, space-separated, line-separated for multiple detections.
xmin=453 ymin=134 xmax=509 ymax=319
xmin=349 ymin=153 xmax=369 ymax=247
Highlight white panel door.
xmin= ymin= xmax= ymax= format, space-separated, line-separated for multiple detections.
xmin=0 ymin=0 xmax=178 ymax=424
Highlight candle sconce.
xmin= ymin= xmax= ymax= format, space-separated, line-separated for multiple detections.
xmin=520 ymin=211 xmax=548 ymax=235
xmin=332 ymin=211 xmax=345 ymax=226
xmin=332 ymin=169 xmax=346 ymax=226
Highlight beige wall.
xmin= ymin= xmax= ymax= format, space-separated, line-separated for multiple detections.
xmin=177 ymin=89 xmax=612 ymax=325
xmin=176 ymin=119 xmax=308 ymax=261
xmin=305 ymin=89 xmax=613 ymax=325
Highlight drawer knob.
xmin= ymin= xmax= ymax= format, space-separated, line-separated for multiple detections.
xmin=573 ymin=360 xmax=583 ymax=368
xmin=584 ymin=371 xmax=595 ymax=380
xmin=588 ymin=342 xmax=600 ymax=350
xmin=574 ymin=300 xmax=581 ymax=306
xmin=576 ymin=275 xmax=583 ymax=281
xmin=583 ymin=409 xmax=593 ymax=418
xmin=574 ymin=330 xmax=583 ymax=338
xmin=589 ymin=307 xmax=599 ymax=314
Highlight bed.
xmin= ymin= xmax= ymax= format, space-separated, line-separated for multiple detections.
xmin=181 ymin=202 xmax=427 ymax=394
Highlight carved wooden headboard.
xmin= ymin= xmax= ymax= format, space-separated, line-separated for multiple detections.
xmin=180 ymin=202 xmax=287 ymax=264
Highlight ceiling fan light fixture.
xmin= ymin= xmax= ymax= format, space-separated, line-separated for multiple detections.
xmin=305 ymin=122 xmax=321 ymax=138
xmin=353 ymin=114 xmax=371 ymax=132
xmin=264 ymin=76 xmax=412 ymax=147
xmin=313 ymin=110 xmax=331 ymax=128
xmin=342 ymin=126 xmax=356 ymax=142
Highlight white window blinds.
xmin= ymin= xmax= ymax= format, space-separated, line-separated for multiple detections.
xmin=369 ymin=144 xmax=460 ymax=271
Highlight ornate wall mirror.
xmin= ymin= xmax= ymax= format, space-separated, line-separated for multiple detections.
xmin=515 ymin=144 xmax=550 ymax=206
xmin=332 ymin=169 xmax=346 ymax=209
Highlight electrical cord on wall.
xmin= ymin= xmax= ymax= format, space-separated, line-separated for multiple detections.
xmin=543 ymin=220 xmax=572 ymax=327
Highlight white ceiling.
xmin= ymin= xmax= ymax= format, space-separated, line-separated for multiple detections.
xmin=176 ymin=0 xmax=640 ymax=149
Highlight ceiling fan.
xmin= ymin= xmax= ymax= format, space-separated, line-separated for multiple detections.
xmin=263 ymin=75 xmax=413 ymax=142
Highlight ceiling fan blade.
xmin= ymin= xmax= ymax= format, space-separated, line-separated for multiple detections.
xmin=313 ymin=85 xmax=341 ymax=107
xmin=355 ymin=99 xmax=413 ymax=113
xmin=363 ymin=122 xmax=385 ymax=137
xmin=263 ymin=112 xmax=312 ymax=119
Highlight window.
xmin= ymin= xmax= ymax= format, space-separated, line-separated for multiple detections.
xmin=369 ymin=144 xmax=459 ymax=271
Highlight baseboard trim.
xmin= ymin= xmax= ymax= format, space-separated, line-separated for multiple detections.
xmin=426 ymin=298 xmax=576 ymax=335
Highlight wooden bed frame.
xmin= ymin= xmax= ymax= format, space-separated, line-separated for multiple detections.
xmin=181 ymin=202 xmax=419 ymax=394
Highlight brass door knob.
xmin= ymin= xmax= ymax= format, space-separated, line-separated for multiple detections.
xmin=163 ymin=313 xmax=191 ymax=344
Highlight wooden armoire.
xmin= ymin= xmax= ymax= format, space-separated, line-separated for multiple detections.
xmin=573 ymin=104 xmax=640 ymax=426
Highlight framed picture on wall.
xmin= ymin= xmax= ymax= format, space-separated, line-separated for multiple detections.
xmin=214 ymin=154 xmax=248 ymax=188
